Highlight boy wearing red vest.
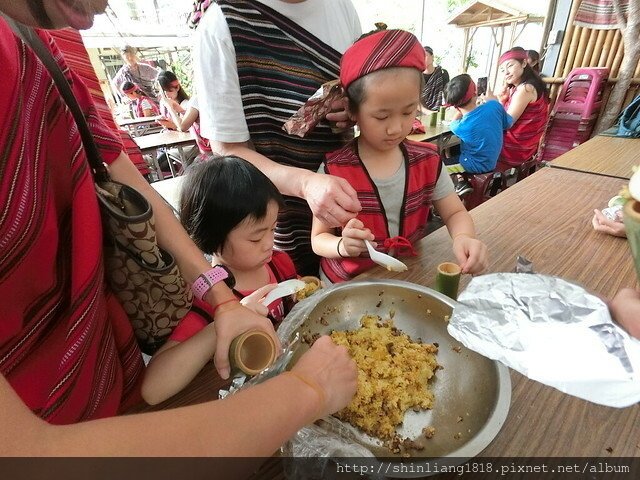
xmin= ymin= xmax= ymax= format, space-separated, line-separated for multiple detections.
xmin=311 ymin=30 xmax=489 ymax=283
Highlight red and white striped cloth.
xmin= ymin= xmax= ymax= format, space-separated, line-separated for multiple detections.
xmin=574 ymin=0 xmax=630 ymax=30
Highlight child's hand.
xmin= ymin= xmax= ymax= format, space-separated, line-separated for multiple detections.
xmin=592 ymin=209 xmax=627 ymax=238
xmin=452 ymin=234 xmax=488 ymax=274
xmin=340 ymin=218 xmax=375 ymax=257
xmin=240 ymin=284 xmax=278 ymax=316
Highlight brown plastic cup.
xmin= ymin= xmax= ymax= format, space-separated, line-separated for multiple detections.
xmin=229 ymin=330 xmax=277 ymax=376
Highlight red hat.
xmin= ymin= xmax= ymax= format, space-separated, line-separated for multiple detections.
xmin=498 ymin=49 xmax=528 ymax=65
xmin=340 ymin=29 xmax=426 ymax=90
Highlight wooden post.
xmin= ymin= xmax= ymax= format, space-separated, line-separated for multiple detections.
xmin=606 ymin=31 xmax=622 ymax=72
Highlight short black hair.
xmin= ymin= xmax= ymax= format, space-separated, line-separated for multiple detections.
xmin=179 ymin=155 xmax=284 ymax=254
xmin=423 ymin=45 xmax=433 ymax=55
xmin=444 ymin=73 xmax=474 ymax=108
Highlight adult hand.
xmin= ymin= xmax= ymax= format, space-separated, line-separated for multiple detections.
xmin=303 ymin=173 xmax=361 ymax=228
xmin=592 ymin=209 xmax=627 ymax=238
xmin=325 ymin=97 xmax=355 ymax=131
xmin=608 ymin=288 xmax=640 ymax=339
xmin=239 ymin=284 xmax=277 ymax=317
xmin=340 ymin=218 xmax=374 ymax=257
xmin=291 ymin=335 xmax=358 ymax=419
xmin=212 ymin=301 xmax=280 ymax=379
xmin=452 ymin=235 xmax=489 ymax=274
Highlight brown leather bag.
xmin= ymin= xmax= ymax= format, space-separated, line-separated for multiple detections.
xmin=10 ymin=19 xmax=193 ymax=354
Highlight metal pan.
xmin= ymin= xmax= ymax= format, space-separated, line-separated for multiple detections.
xmin=287 ymin=279 xmax=511 ymax=475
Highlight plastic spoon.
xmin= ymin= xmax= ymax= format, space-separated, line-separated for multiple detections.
xmin=364 ymin=240 xmax=408 ymax=272
xmin=260 ymin=279 xmax=306 ymax=306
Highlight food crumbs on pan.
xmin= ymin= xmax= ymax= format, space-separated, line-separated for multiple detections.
xmin=457 ymin=416 xmax=463 ymax=423
xmin=606 ymin=447 xmax=613 ymax=454
xmin=319 ymin=317 xmax=329 ymax=326
xmin=389 ymin=309 xmax=395 ymax=318
xmin=426 ymin=309 xmax=431 ymax=314
xmin=452 ymin=345 xmax=462 ymax=353
xmin=376 ymin=300 xmax=383 ymax=308
xmin=443 ymin=315 xmax=450 ymax=322
xmin=378 ymin=291 xmax=384 ymax=296
xmin=454 ymin=432 xmax=462 ymax=440
xmin=417 ymin=294 xmax=422 ymax=299
xmin=422 ymin=426 xmax=436 ymax=439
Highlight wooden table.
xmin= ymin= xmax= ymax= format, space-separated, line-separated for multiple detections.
xmin=134 ymin=130 xmax=196 ymax=179
xmin=136 ymin=167 xmax=640 ymax=471
xmin=549 ymin=134 xmax=640 ymax=179
xmin=116 ymin=115 xmax=163 ymax=137
xmin=358 ymin=166 xmax=639 ymax=458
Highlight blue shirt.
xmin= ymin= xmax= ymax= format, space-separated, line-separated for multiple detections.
xmin=449 ymin=100 xmax=513 ymax=173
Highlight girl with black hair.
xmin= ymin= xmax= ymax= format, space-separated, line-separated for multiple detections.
xmin=486 ymin=47 xmax=549 ymax=169
xmin=141 ymin=155 xmax=303 ymax=404
xmin=156 ymin=70 xmax=212 ymax=154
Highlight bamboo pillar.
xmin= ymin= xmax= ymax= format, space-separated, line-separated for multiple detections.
xmin=570 ymin=26 xmax=590 ymax=72
xmin=583 ymin=27 xmax=600 ymax=67
xmin=589 ymin=29 xmax=607 ymax=66
xmin=606 ymin=31 xmax=622 ymax=72
xmin=554 ymin=0 xmax=584 ymax=77
xmin=598 ymin=30 xmax=616 ymax=67
xmin=461 ymin=28 xmax=470 ymax=73
xmin=611 ymin=36 xmax=625 ymax=77
xmin=563 ymin=25 xmax=583 ymax=76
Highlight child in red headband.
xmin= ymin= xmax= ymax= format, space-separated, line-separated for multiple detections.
xmin=311 ymin=29 xmax=488 ymax=284
xmin=443 ymin=74 xmax=513 ymax=178
xmin=121 ymin=80 xmax=160 ymax=118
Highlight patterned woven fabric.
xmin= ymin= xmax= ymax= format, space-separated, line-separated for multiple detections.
xmin=574 ymin=0 xmax=630 ymax=30
xmin=0 ymin=21 xmax=143 ymax=424
xmin=218 ymin=0 xmax=353 ymax=275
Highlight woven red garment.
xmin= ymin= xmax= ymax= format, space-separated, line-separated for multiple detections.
xmin=0 ymin=21 xmax=144 ymax=424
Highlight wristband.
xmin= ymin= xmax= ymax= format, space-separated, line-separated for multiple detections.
xmin=337 ymin=238 xmax=346 ymax=258
xmin=192 ymin=266 xmax=232 ymax=301
xmin=284 ymin=371 xmax=326 ymax=418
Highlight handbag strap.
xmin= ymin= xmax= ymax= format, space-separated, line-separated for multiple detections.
xmin=4 ymin=16 xmax=110 ymax=182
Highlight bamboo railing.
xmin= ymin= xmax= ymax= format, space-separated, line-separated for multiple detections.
xmin=548 ymin=0 xmax=640 ymax=115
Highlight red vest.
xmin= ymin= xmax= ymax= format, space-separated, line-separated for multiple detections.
xmin=134 ymin=96 xmax=160 ymax=118
xmin=321 ymin=140 xmax=441 ymax=283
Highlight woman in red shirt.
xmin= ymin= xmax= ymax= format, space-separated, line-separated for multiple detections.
xmin=0 ymin=0 xmax=356 ymax=459
xmin=488 ymin=47 xmax=549 ymax=170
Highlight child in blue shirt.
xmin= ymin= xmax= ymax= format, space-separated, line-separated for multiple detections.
xmin=444 ymin=74 xmax=513 ymax=175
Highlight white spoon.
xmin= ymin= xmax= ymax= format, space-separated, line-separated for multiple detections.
xmin=260 ymin=279 xmax=306 ymax=306
xmin=364 ymin=240 xmax=408 ymax=272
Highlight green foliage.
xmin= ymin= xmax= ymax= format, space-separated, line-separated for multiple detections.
xmin=170 ymin=50 xmax=193 ymax=96
xmin=447 ymin=0 xmax=468 ymax=13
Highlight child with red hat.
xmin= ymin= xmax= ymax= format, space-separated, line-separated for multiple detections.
xmin=311 ymin=29 xmax=488 ymax=284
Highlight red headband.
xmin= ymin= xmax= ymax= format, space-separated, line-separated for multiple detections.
xmin=499 ymin=50 xmax=528 ymax=65
xmin=340 ymin=29 xmax=426 ymax=90
xmin=169 ymin=80 xmax=180 ymax=88
xmin=122 ymin=84 xmax=138 ymax=94
xmin=445 ymin=79 xmax=476 ymax=108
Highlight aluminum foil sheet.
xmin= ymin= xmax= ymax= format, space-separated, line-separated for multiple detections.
xmin=447 ymin=273 xmax=640 ymax=408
